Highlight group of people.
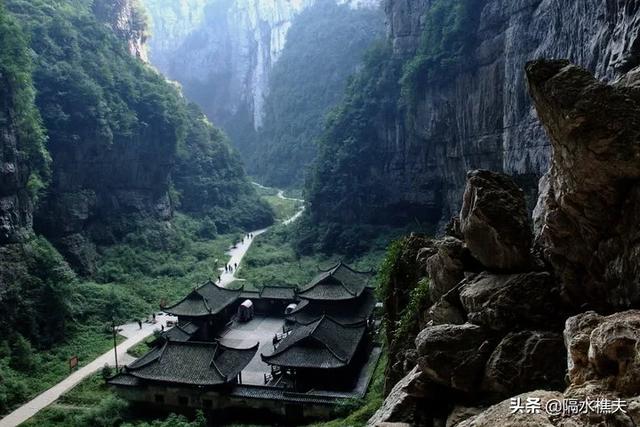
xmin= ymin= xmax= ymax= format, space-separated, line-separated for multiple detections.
xmin=137 ymin=313 xmax=157 ymax=329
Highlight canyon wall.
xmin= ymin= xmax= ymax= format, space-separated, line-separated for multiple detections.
xmin=382 ymin=0 xmax=640 ymax=221
xmin=306 ymin=0 xmax=640 ymax=233
xmin=142 ymin=0 xmax=380 ymax=153
xmin=93 ymin=0 xmax=149 ymax=60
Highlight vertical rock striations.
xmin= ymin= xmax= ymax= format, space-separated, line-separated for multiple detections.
xmin=307 ymin=0 xmax=640 ymax=229
xmin=93 ymin=0 xmax=150 ymax=61
xmin=527 ymin=59 xmax=640 ymax=310
xmin=371 ymin=61 xmax=640 ymax=427
xmin=141 ymin=0 xmax=381 ymax=152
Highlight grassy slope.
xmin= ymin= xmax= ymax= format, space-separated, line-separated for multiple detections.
xmin=2 ymin=214 xmax=239 ymax=416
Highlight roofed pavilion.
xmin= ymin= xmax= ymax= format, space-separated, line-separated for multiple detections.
xmin=162 ymin=280 xmax=244 ymax=340
xmin=261 ymin=315 xmax=367 ymax=391
xmin=109 ymin=340 xmax=258 ymax=388
xmin=297 ymin=262 xmax=372 ymax=301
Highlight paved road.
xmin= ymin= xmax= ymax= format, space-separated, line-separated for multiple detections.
xmin=0 ymin=314 xmax=176 ymax=427
xmin=0 ymin=186 xmax=305 ymax=426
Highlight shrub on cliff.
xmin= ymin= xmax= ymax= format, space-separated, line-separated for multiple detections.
xmin=0 ymin=3 xmax=49 ymax=201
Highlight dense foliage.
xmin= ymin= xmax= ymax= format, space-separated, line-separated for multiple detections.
xmin=173 ymin=104 xmax=273 ymax=232
xmin=400 ymin=0 xmax=483 ymax=108
xmin=248 ymin=0 xmax=384 ymax=187
xmin=302 ymin=0 xmax=481 ymax=242
xmin=0 ymin=3 xmax=49 ymax=200
xmin=297 ymin=41 xmax=407 ymax=253
xmin=6 ymin=0 xmax=271 ymax=239
xmin=6 ymin=0 xmax=186 ymax=155
xmin=0 ymin=0 xmax=272 ymax=415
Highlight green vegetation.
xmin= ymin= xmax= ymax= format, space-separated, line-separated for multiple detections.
xmin=94 ymin=214 xmax=237 ymax=318
xmin=247 ymin=0 xmax=384 ymax=188
xmin=304 ymin=41 xmax=404 ymax=232
xmin=127 ymin=338 xmax=154 ymax=358
xmin=237 ymin=223 xmax=390 ymax=289
xmin=400 ymin=0 xmax=483 ymax=108
xmin=261 ymin=194 xmax=303 ymax=223
xmin=0 ymin=3 xmax=49 ymax=201
xmin=0 ymin=213 xmax=238 ymax=416
xmin=5 ymin=0 xmax=272 ymax=235
xmin=303 ymin=0 xmax=482 ymax=244
xmin=394 ymin=277 xmax=430 ymax=343
xmin=0 ymin=322 xmax=124 ymax=415
xmin=6 ymin=0 xmax=185 ymax=153
xmin=174 ymin=104 xmax=273 ymax=231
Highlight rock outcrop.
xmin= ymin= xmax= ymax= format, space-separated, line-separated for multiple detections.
xmin=459 ymin=170 xmax=532 ymax=271
xmin=370 ymin=60 xmax=640 ymax=427
xmin=527 ymin=59 xmax=640 ymax=310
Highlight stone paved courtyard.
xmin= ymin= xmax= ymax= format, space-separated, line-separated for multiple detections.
xmin=218 ymin=316 xmax=285 ymax=385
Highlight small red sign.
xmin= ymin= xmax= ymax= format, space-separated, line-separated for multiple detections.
xmin=69 ymin=355 xmax=79 ymax=371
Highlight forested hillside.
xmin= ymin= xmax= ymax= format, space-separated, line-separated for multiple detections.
xmin=247 ymin=0 xmax=384 ymax=187
xmin=0 ymin=0 xmax=271 ymax=415
xmin=4 ymin=0 xmax=271 ymax=274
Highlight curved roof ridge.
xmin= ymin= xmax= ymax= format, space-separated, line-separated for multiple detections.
xmin=208 ymin=343 xmax=226 ymax=381
xmin=338 ymin=280 xmax=358 ymax=296
xmin=128 ymin=340 xmax=168 ymax=371
xmin=162 ymin=288 xmax=203 ymax=310
xmin=308 ymin=316 xmax=364 ymax=363
xmin=317 ymin=260 xmax=343 ymax=273
xmin=339 ymin=263 xmax=374 ymax=275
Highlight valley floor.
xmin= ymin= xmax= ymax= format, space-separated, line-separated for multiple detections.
xmin=4 ymin=186 xmax=391 ymax=427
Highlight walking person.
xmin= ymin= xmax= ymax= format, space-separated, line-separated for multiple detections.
xmin=137 ymin=319 xmax=142 ymax=330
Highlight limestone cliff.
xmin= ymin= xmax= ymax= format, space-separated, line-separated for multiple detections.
xmin=308 ymin=0 xmax=640 ymax=229
xmin=141 ymin=0 xmax=380 ymax=150
xmin=4 ymin=0 xmax=272 ymax=274
xmin=369 ymin=60 xmax=640 ymax=427
xmin=386 ymin=0 xmax=640 ymax=221
xmin=93 ymin=0 xmax=149 ymax=61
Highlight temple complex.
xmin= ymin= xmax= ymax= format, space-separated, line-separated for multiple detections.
xmin=108 ymin=262 xmax=381 ymax=421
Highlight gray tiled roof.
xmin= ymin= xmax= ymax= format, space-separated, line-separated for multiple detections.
xmin=298 ymin=262 xmax=372 ymax=301
xmin=162 ymin=322 xmax=199 ymax=342
xmin=163 ymin=280 xmax=242 ymax=317
xmin=261 ymin=316 xmax=366 ymax=369
xmin=107 ymin=373 xmax=140 ymax=387
xmin=287 ymin=288 xmax=376 ymax=326
xmin=119 ymin=341 xmax=258 ymax=386
xmin=259 ymin=286 xmax=297 ymax=300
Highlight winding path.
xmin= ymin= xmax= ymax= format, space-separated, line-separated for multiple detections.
xmin=0 ymin=187 xmax=304 ymax=427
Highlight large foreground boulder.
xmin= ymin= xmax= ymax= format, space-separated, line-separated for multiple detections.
xmin=527 ymin=59 xmax=640 ymax=310
xmin=459 ymin=170 xmax=532 ymax=272
xmin=456 ymin=390 xmax=564 ymax=427
xmin=565 ymin=310 xmax=640 ymax=395
xmin=367 ymin=367 xmax=433 ymax=426
xmin=456 ymin=389 xmax=638 ymax=427
xmin=459 ymin=271 xmax=564 ymax=331
xmin=482 ymin=331 xmax=566 ymax=398
xmin=415 ymin=323 xmax=494 ymax=393
xmin=426 ymin=236 xmax=468 ymax=301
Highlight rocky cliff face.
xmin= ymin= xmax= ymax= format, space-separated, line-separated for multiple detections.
xmin=93 ymin=0 xmax=149 ymax=61
xmin=370 ymin=60 xmax=640 ymax=427
xmin=141 ymin=0 xmax=380 ymax=147
xmin=0 ymin=91 xmax=33 ymax=245
xmin=351 ymin=0 xmax=640 ymax=224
